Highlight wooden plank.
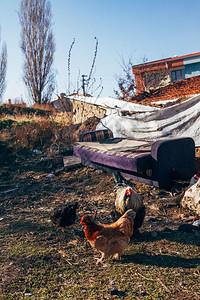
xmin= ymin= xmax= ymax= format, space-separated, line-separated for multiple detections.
xmin=63 ymin=156 xmax=82 ymax=169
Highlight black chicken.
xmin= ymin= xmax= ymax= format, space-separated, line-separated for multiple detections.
xmin=51 ymin=201 xmax=78 ymax=228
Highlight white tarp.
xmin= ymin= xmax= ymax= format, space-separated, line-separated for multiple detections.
xmin=69 ymin=95 xmax=158 ymax=113
xmin=97 ymin=94 xmax=200 ymax=145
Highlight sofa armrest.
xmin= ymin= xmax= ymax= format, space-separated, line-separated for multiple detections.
xmin=79 ymin=129 xmax=113 ymax=142
xmin=151 ymin=137 xmax=195 ymax=188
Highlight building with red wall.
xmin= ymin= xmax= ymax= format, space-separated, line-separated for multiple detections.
xmin=132 ymin=52 xmax=200 ymax=95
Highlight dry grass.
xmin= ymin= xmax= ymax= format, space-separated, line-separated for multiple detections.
xmin=0 ymin=111 xmax=72 ymax=126
xmin=0 ymin=104 xmax=75 ymax=153
xmin=0 ymin=104 xmax=99 ymax=154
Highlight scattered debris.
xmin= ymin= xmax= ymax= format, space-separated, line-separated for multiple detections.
xmin=33 ymin=149 xmax=42 ymax=154
xmin=58 ymin=250 xmax=73 ymax=265
xmin=1 ymin=150 xmax=199 ymax=298
xmin=54 ymin=167 xmax=64 ymax=175
xmin=193 ymin=219 xmax=200 ymax=227
xmin=1 ymin=187 xmax=18 ymax=194
xmin=63 ymin=156 xmax=82 ymax=169
xmin=45 ymin=174 xmax=55 ymax=178
xmin=40 ymin=156 xmax=49 ymax=161
xmin=148 ymin=204 xmax=160 ymax=211
xmin=24 ymin=288 xmax=32 ymax=296
xmin=137 ymin=272 xmax=171 ymax=294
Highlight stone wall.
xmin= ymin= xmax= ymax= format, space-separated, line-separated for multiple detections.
xmin=51 ymin=94 xmax=73 ymax=112
xmin=71 ymin=99 xmax=106 ymax=124
xmin=51 ymin=94 xmax=106 ymax=124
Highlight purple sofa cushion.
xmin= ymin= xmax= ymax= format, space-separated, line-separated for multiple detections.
xmin=73 ymin=143 xmax=152 ymax=173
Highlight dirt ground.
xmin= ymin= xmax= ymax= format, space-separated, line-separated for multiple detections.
xmin=0 ymin=152 xmax=200 ymax=299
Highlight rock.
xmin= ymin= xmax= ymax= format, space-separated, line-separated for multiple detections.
xmin=181 ymin=181 xmax=200 ymax=215
xmin=45 ymin=174 xmax=55 ymax=178
xmin=193 ymin=219 xmax=200 ymax=227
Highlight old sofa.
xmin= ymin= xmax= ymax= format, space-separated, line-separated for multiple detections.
xmin=73 ymin=129 xmax=196 ymax=189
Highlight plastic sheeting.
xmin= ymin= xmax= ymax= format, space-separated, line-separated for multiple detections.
xmin=68 ymin=95 xmax=158 ymax=112
xmin=97 ymin=94 xmax=200 ymax=145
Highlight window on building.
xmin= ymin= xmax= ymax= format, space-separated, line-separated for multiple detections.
xmin=145 ymin=72 xmax=160 ymax=88
xmin=171 ymin=69 xmax=185 ymax=82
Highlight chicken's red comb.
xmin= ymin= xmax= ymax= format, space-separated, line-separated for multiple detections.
xmin=125 ymin=187 xmax=132 ymax=195
xmin=194 ymin=174 xmax=199 ymax=179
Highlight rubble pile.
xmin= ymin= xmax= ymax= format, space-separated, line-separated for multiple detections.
xmin=128 ymin=75 xmax=200 ymax=106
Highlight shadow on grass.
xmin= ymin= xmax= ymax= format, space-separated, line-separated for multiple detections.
xmin=133 ymin=230 xmax=200 ymax=247
xmin=5 ymin=216 xmax=78 ymax=236
xmin=122 ymin=253 xmax=200 ymax=268
xmin=6 ymin=220 xmax=51 ymax=233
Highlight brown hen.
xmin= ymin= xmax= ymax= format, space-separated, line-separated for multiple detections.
xmin=80 ymin=209 xmax=136 ymax=264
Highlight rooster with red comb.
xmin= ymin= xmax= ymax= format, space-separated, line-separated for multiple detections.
xmin=111 ymin=185 xmax=145 ymax=236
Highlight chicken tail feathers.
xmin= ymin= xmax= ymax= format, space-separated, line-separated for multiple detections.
xmin=123 ymin=209 xmax=136 ymax=220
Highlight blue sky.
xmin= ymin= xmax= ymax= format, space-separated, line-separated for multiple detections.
xmin=0 ymin=0 xmax=200 ymax=103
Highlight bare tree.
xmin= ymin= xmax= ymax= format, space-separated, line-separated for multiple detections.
xmin=0 ymin=28 xmax=7 ymax=101
xmin=114 ymin=54 xmax=135 ymax=99
xmin=18 ymin=0 xmax=55 ymax=104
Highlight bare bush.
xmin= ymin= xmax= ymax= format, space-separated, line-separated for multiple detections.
xmin=11 ymin=121 xmax=57 ymax=150
xmin=114 ymin=54 xmax=135 ymax=99
xmin=67 ymin=37 xmax=103 ymax=97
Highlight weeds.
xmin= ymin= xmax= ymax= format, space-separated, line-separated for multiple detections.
xmin=0 ymin=105 xmax=99 ymax=174
xmin=0 ymin=105 xmax=74 ymax=154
